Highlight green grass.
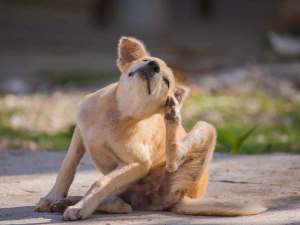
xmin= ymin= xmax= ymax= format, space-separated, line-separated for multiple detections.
xmin=215 ymin=122 xmax=300 ymax=154
xmin=0 ymin=90 xmax=299 ymax=153
xmin=0 ymin=106 xmax=73 ymax=150
xmin=217 ymin=125 xmax=258 ymax=155
xmin=182 ymin=91 xmax=300 ymax=154
xmin=0 ymin=125 xmax=72 ymax=150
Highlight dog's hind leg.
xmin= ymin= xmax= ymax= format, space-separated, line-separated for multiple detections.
xmin=168 ymin=121 xmax=266 ymax=216
xmin=36 ymin=126 xmax=85 ymax=212
xmin=168 ymin=121 xmax=216 ymax=198
xmin=164 ymin=95 xmax=215 ymax=200
xmin=134 ymin=121 xmax=216 ymax=211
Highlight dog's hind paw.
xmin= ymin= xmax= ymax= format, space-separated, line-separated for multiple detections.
xmin=165 ymin=96 xmax=181 ymax=123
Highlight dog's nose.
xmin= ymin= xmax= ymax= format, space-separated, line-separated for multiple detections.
xmin=148 ymin=61 xmax=160 ymax=73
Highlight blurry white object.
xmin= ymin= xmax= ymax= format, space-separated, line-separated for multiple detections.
xmin=269 ymin=32 xmax=300 ymax=56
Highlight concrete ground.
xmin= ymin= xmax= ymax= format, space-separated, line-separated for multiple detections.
xmin=1 ymin=150 xmax=300 ymax=225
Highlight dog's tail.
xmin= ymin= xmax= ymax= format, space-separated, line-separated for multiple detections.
xmin=171 ymin=197 xmax=267 ymax=216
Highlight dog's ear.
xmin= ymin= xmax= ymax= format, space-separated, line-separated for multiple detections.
xmin=174 ymin=85 xmax=189 ymax=106
xmin=117 ymin=36 xmax=149 ymax=72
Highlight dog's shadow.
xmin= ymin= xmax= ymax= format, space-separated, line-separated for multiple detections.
xmin=3 ymin=196 xmax=300 ymax=225
xmin=0 ymin=206 xmax=62 ymax=225
xmin=0 ymin=205 xmax=187 ymax=225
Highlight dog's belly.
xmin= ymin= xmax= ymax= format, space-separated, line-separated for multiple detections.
xmin=121 ymin=163 xmax=184 ymax=210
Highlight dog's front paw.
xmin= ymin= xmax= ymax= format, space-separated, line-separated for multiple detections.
xmin=63 ymin=205 xmax=90 ymax=221
xmin=35 ymin=193 xmax=64 ymax=212
xmin=48 ymin=198 xmax=74 ymax=213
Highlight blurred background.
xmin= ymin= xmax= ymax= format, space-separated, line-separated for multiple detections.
xmin=0 ymin=0 xmax=300 ymax=154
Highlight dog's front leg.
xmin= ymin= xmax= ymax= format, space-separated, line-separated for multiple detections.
xmin=63 ymin=162 xmax=149 ymax=221
xmin=36 ymin=127 xmax=85 ymax=212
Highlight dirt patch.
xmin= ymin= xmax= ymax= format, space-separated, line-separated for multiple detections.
xmin=1 ymin=150 xmax=300 ymax=225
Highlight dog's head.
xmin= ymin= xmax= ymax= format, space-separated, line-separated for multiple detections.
xmin=116 ymin=36 xmax=188 ymax=119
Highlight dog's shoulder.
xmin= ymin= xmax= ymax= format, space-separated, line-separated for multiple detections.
xmin=77 ymin=82 xmax=118 ymax=125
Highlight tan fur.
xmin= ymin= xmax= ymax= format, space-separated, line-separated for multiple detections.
xmin=36 ymin=36 xmax=266 ymax=220
xmin=172 ymin=197 xmax=267 ymax=216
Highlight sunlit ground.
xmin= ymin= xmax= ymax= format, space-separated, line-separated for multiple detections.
xmin=1 ymin=89 xmax=299 ymax=154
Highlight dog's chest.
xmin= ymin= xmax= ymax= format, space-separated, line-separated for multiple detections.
xmin=79 ymin=122 xmax=117 ymax=172
xmin=107 ymin=118 xmax=166 ymax=166
xmin=108 ymin=135 xmax=153 ymax=165
xmin=80 ymin=110 xmax=166 ymax=169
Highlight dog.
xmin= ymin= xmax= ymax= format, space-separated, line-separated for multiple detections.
xmin=35 ymin=37 xmax=266 ymax=220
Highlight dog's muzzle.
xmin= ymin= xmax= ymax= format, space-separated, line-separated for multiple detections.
xmin=137 ymin=61 xmax=160 ymax=94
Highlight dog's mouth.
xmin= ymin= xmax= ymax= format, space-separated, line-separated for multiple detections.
xmin=129 ymin=60 xmax=160 ymax=95
xmin=146 ymin=78 xmax=151 ymax=95
xmin=138 ymin=69 xmax=153 ymax=95
xmin=129 ymin=69 xmax=157 ymax=95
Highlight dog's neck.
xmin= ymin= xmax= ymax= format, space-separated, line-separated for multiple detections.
xmin=116 ymin=84 xmax=149 ymax=120
xmin=115 ymin=84 xmax=162 ymax=130
xmin=117 ymin=94 xmax=141 ymax=120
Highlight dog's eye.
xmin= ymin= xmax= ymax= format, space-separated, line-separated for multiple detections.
xmin=128 ymin=72 xmax=134 ymax=77
xmin=142 ymin=59 xmax=148 ymax=62
xmin=163 ymin=77 xmax=170 ymax=88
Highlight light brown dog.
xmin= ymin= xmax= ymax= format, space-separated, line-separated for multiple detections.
xmin=35 ymin=37 xmax=266 ymax=220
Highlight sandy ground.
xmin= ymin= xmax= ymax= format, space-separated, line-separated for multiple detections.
xmin=1 ymin=150 xmax=300 ymax=225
